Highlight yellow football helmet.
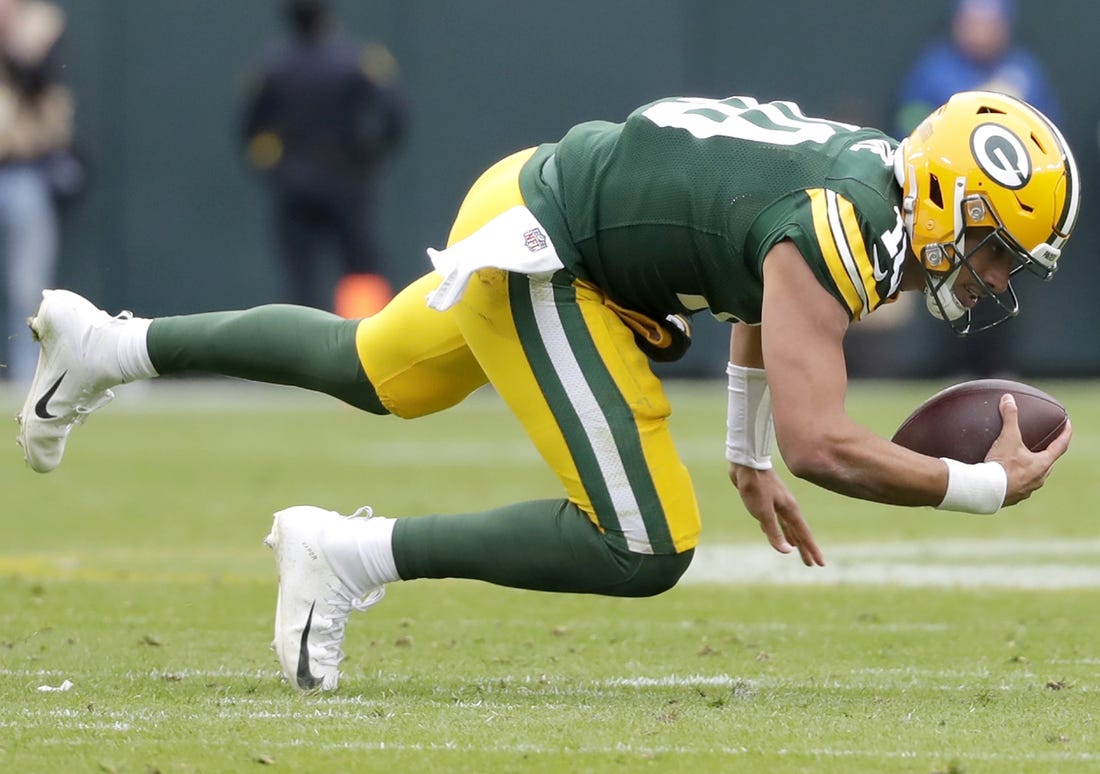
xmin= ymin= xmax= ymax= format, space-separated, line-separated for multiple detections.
xmin=894 ymin=90 xmax=1080 ymax=333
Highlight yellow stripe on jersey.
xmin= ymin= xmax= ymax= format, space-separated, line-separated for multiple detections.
xmin=830 ymin=192 xmax=883 ymax=314
xmin=807 ymin=189 xmax=885 ymax=320
xmin=807 ymin=189 xmax=863 ymax=318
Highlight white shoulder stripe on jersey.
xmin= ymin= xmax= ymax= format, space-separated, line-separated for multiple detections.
xmin=527 ymin=277 xmax=655 ymax=555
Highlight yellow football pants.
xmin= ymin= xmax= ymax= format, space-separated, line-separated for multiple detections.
xmin=353 ymin=148 xmax=700 ymax=555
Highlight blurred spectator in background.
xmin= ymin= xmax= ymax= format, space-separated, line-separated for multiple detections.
xmin=896 ymin=0 xmax=1061 ymax=136
xmin=892 ymin=0 xmax=1062 ymax=377
xmin=0 ymin=0 xmax=74 ymax=383
xmin=242 ymin=0 xmax=405 ymax=316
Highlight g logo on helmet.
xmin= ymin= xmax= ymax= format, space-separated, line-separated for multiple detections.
xmin=970 ymin=123 xmax=1031 ymax=190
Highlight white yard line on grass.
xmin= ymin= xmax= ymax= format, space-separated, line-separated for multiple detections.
xmin=1 ymin=538 xmax=1099 ymax=588
xmin=19 ymin=729 xmax=1097 ymax=765
xmin=683 ymin=539 xmax=1100 ymax=589
xmin=1 ymin=667 xmax=1082 ymax=695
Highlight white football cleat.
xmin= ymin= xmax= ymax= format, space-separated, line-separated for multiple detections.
xmin=264 ymin=505 xmax=385 ymax=692
xmin=16 ymin=289 xmax=131 ymax=473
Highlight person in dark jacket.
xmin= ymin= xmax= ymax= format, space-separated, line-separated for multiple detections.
xmin=243 ymin=0 xmax=405 ymax=312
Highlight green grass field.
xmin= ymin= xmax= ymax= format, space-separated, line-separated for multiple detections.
xmin=1 ymin=378 xmax=1098 ymax=773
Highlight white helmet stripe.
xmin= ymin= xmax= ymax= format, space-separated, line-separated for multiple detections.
xmin=1054 ymin=137 xmax=1080 ymax=247
xmin=1025 ymin=101 xmax=1080 ymax=247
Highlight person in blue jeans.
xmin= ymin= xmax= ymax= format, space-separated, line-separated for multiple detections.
xmin=0 ymin=0 xmax=74 ymax=383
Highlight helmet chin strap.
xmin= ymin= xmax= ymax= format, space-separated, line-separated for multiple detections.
xmin=924 ymin=266 xmax=968 ymax=321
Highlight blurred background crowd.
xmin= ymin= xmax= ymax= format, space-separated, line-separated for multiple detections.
xmin=2 ymin=0 xmax=1097 ymax=382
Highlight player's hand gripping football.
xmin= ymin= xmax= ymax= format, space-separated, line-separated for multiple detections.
xmin=986 ymin=394 xmax=1073 ymax=507
xmin=729 ymin=464 xmax=825 ymax=567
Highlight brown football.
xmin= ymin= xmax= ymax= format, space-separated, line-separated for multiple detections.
xmin=892 ymin=379 xmax=1068 ymax=464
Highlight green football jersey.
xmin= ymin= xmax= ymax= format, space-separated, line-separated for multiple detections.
xmin=518 ymin=96 xmax=910 ymax=324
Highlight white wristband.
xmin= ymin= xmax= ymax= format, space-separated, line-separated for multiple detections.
xmin=936 ymin=458 xmax=1007 ymax=515
xmin=725 ymin=362 xmax=774 ymax=469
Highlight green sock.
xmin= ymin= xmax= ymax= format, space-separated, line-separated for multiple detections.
xmin=392 ymin=498 xmax=693 ymax=598
xmin=147 ymin=305 xmax=388 ymax=414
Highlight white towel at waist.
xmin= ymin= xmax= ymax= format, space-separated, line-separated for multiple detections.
xmin=425 ymin=205 xmax=565 ymax=311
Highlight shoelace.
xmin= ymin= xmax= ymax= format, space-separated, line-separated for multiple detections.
xmin=313 ymin=583 xmax=386 ymax=667
xmin=343 ymin=505 xmax=385 ymax=612
xmin=311 ymin=503 xmax=386 ymax=668
xmin=66 ymin=309 xmax=133 ymax=422
xmin=72 ymin=390 xmax=116 ymax=423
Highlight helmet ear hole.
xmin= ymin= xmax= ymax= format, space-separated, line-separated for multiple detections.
xmin=928 ymin=174 xmax=944 ymax=209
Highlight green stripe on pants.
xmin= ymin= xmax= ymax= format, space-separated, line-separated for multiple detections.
xmin=548 ymin=277 xmax=676 ymax=554
xmin=510 ymin=271 xmax=676 ymax=554
xmin=506 ymin=272 xmax=626 ymax=545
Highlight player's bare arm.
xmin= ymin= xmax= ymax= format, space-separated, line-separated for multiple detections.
xmin=760 ymin=239 xmax=1069 ymax=510
xmin=761 ymin=240 xmax=955 ymax=506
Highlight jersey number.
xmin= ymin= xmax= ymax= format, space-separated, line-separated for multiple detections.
xmin=641 ymin=97 xmax=857 ymax=146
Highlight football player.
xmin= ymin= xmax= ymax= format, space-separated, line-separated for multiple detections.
xmin=16 ymin=90 xmax=1077 ymax=691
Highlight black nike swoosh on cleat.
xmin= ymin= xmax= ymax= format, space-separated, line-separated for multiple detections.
xmin=34 ymin=371 xmax=68 ymax=420
xmin=296 ymin=601 xmax=323 ymax=690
